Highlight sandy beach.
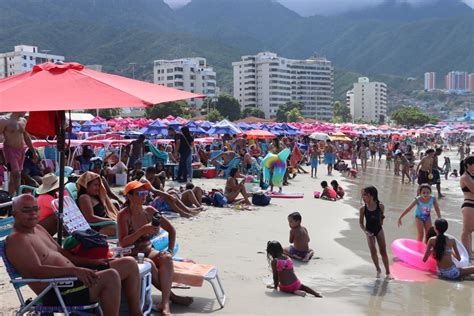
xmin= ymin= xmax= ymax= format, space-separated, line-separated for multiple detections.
xmin=1 ymin=151 xmax=473 ymax=315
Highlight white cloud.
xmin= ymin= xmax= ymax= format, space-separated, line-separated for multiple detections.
xmin=164 ymin=0 xmax=474 ymax=16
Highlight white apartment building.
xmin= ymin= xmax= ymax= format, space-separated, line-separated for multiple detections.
xmin=232 ymin=52 xmax=333 ymax=120
xmin=424 ymin=72 xmax=436 ymax=91
xmin=153 ymin=57 xmax=217 ymax=108
xmin=347 ymin=77 xmax=387 ymax=123
xmin=0 ymin=45 xmax=64 ymax=79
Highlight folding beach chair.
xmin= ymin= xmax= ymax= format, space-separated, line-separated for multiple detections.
xmin=215 ymin=157 xmax=242 ymax=178
xmin=52 ymin=197 xmax=154 ymax=314
xmin=0 ymin=217 xmax=102 ymax=316
xmin=52 ymin=196 xmax=118 ymax=240
xmin=172 ymin=261 xmax=226 ymax=308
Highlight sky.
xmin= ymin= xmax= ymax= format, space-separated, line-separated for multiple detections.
xmin=164 ymin=0 xmax=474 ymax=16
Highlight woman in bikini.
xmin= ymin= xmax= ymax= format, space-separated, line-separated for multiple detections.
xmin=77 ymin=171 xmax=118 ymax=237
xmin=359 ymin=186 xmax=392 ymax=279
xmin=117 ymin=181 xmax=193 ymax=315
xmin=225 ymin=168 xmax=251 ymax=205
xmin=460 ymin=156 xmax=474 ymax=260
xmin=423 ymin=218 xmax=474 ymax=280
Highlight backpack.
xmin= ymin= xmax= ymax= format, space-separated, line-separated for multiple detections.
xmin=0 ymin=190 xmax=12 ymax=216
xmin=63 ymin=229 xmax=111 ymax=259
xmin=213 ymin=191 xmax=228 ymax=207
xmin=252 ymin=192 xmax=271 ymax=206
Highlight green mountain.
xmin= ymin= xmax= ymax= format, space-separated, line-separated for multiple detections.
xmin=0 ymin=0 xmax=472 ymax=99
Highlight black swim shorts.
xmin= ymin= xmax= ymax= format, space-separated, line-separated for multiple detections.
xmin=42 ymin=280 xmax=94 ymax=306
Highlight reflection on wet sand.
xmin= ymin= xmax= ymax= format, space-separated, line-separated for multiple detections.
xmin=337 ymin=155 xmax=473 ymax=315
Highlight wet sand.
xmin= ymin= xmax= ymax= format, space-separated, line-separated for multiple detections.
xmin=1 ymin=150 xmax=472 ymax=315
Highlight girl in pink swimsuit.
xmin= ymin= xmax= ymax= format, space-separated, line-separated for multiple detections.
xmin=266 ymin=241 xmax=322 ymax=297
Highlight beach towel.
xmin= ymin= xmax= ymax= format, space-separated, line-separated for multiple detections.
xmin=172 ymin=261 xmax=215 ymax=287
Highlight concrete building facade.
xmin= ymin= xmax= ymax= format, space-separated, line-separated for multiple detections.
xmin=153 ymin=57 xmax=217 ymax=108
xmin=347 ymin=77 xmax=387 ymax=123
xmin=468 ymin=73 xmax=474 ymax=92
xmin=445 ymin=71 xmax=468 ymax=92
xmin=232 ymin=52 xmax=333 ymax=120
xmin=0 ymin=45 xmax=64 ymax=79
xmin=424 ymin=72 xmax=436 ymax=91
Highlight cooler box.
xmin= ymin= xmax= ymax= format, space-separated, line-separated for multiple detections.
xmin=193 ymin=169 xmax=203 ymax=178
xmin=202 ymin=167 xmax=217 ymax=179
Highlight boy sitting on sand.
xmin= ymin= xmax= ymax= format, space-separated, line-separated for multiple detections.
xmin=283 ymin=212 xmax=314 ymax=262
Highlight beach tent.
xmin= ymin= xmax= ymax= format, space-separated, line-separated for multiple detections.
xmin=0 ymin=62 xmax=203 ymax=243
xmin=199 ymin=121 xmax=213 ymax=130
xmin=140 ymin=119 xmax=169 ymax=136
xmin=237 ymin=122 xmax=253 ymax=131
xmin=206 ymin=119 xmax=242 ymax=135
xmin=185 ymin=121 xmax=207 ymax=134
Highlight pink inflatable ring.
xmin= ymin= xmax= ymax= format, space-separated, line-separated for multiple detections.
xmin=391 ymin=239 xmax=437 ymax=273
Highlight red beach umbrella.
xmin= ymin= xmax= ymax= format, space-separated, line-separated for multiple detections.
xmin=0 ymin=62 xmax=203 ymax=243
xmin=243 ymin=129 xmax=277 ymax=139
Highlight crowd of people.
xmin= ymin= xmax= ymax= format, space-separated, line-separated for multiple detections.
xmin=1 ymin=112 xmax=474 ymax=313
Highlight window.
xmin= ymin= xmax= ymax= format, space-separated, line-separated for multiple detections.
xmin=167 ymin=76 xmax=173 ymax=80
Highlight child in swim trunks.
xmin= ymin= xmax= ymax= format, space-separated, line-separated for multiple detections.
xmin=266 ymin=240 xmax=322 ymax=297
xmin=359 ymin=186 xmax=392 ymax=279
xmin=283 ymin=212 xmax=314 ymax=262
xmin=398 ymin=184 xmax=441 ymax=242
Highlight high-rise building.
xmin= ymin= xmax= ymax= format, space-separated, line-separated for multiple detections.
xmin=347 ymin=77 xmax=387 ymax=123
xmin=445 ymin=71 xmax=468 ymax=92
xmin=0 ymin=45 xmax=64 ymax=79
xmin=232 ymin=52 xmax=333 ymax=120
xmin=468 ymin=73 xmax=474 ymax=92
xmin=424 ymin=72 xmax=436 ymax=91
xmin=153 ymin=57 xmax=217 ymax=108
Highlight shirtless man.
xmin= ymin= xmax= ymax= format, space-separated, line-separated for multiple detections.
xmin=210 ymin=149 xmax=237 ymax=175
xmin=417 ymin=149 xmax=435 ymax=185
xmin=0 ymin=112 xmax=37 ymax=196
xmin=283 ymin=212 xmax=314 ymax=262
xmin=6 ymin=194 xmax=143 ymax=316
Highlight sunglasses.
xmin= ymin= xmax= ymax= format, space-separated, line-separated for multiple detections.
xmin=20 ymin=206 xmax=39 ymax=213
xmin=135 ymin=190 xmax=149 ymax=197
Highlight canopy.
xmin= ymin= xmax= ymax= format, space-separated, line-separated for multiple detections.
xmin=206 ymin=119 xmax=242 ymax=135
xmin=244 ymin=129 xmax=276 ymax=139
xmin=0 ymin=62 xmax=203 ymax=111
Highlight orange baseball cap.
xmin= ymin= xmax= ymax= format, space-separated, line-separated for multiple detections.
xmin=124 ymin=180 xmax=152 ymax=195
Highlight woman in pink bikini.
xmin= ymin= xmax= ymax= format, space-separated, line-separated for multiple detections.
xmin=266 ymin=241 xmax=322 ymax=297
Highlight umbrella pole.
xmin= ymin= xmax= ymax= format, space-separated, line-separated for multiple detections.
xmin=56 ymin=111 xmax=66 ymax=245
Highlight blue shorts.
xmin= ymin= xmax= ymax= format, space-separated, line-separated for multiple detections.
xmin=289 ymin=245 xmax=309 ymax=258
xmin=324 ymin=153 xmax=335 ymax=165
xmin=311 ymin=158 xmax=318 ymax=168
xmin=438 ymin=265 xmax=460 ymax=280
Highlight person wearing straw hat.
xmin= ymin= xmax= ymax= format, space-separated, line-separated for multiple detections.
xmin=77 ymin=171 xmax=118 ymax=237
xmin=36 ymin=173 xmax=68 ymax=236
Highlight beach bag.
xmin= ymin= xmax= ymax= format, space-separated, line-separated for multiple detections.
xmin=252 ymin=192 xmax=271 ymax=206
xmin=64 ymin=229 xmax=111 ymax=259
xmin=213 ymin=191 xmax=228 ymax=207
xmin=0 ymin=190 xmax=12 ymax=216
